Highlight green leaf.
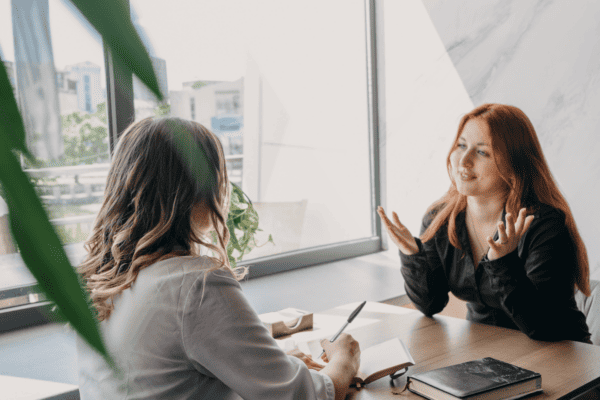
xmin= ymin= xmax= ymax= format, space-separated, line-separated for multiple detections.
xmin=0 ymin=145 xmax=112 ymax=367
xmin=227 ymin=219 xmax=243 ymax=252
xmin=213 ymin=182 xmax=275 ymax=265
xmin=0 ymin=56 xmax=31 ymax=156
xmin=69 ymin=0 xmax=163 ymax=101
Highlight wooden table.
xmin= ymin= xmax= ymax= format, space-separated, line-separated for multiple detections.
xmin=300 ymin=302 xmax=600 ymax=400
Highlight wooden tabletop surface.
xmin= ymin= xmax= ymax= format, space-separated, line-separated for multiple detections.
xmin=310 ymin=303 xmax=600 ymax=400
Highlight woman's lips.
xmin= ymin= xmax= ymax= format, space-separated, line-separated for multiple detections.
xmin=459 ymin=172 xmax=476 ymax=181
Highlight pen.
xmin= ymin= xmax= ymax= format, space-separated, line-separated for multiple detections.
xmin=317 ymin=300 xmax=367 ymax=360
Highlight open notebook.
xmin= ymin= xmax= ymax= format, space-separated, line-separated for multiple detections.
xmin=313 ymin=337 xmax=415 ymax=387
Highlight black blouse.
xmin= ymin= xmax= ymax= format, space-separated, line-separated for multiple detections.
xmin=400 ymin=203 xmax=591 ymax=343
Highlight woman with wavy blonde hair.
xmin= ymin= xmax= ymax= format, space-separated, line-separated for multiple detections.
xmin=378 ymin=103 xmax=591 ymax=343
xmin=76 ymin=117 xmax=360 ymax=400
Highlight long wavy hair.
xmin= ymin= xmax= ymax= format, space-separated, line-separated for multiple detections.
xmin=421 ymin=103 xmax=590 ymax=296
xmin=78 ymin=117 xmax=246 ymax=321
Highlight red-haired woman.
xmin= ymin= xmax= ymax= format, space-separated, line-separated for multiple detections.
xmin=378 ymin=103 xmax=591 ymax=343
xmin=76 ymin=117 xmax=360 ymax=400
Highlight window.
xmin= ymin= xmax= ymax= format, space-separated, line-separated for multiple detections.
xmin=130 ymin=0 xmax=380 ymax=275
xmin=215 ymin=90 xmax=241 ymax=115
xmin=0 ymin=0 xmax=109 ymax=312
xmin=0 ymin=0 xmax=383 ymax=321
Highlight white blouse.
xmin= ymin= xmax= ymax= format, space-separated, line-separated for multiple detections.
xmin=77 ymin=256 xmax=334 ymax=400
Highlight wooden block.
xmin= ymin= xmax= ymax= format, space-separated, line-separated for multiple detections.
xmin=259 ymin=308 xmax=313 ymax=338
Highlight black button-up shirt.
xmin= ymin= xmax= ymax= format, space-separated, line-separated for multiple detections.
xmin=400 ymin=204 xmax=591 ymax=342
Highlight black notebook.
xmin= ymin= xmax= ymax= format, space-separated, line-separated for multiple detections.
xmin=407 ymin=357 xmax=542 ymax=400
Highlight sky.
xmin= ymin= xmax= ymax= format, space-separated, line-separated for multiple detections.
xmin=1 ymin=0 xmax=350 ymax=91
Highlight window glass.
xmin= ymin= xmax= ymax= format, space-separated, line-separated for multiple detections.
xmin=131 ymin=0 xmax=373 ymax=260
xmin=0 ymin=0 xmax=108 ymax=305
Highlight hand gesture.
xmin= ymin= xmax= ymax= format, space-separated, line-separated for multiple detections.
xmin=377 ymin=206 xmax=419 ymax=256
xmin=486 ymin=208 xmax=534 ymax=261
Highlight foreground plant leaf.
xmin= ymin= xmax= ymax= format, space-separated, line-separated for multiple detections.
xmin=69 ymin=0 xmax=163 ymax=101
xmin=0 ymin=0 xmax=165 ymax=369
xmin=0 ymin=144 xmax=112 ymax=367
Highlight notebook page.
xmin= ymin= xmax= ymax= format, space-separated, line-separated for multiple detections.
xmin=359 ymin=338 xmax=414 ymax=377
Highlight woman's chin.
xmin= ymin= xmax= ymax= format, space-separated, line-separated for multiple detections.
xmin=455 ymin=183 xmax=478 ymax=197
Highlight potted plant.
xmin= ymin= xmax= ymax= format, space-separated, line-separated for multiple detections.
xmin=224 ymin=183 xmax=273 ymax=267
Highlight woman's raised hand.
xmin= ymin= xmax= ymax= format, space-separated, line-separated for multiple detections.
xmin=377 ymin=206 xmax=419 ymax=255
xmin=486 ymin=208 xmax=534 ymax=261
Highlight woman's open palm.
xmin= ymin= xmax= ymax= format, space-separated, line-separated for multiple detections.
xmin=377 ymin=207 xmax=419 ymax=255
xmin=487 ymin=208 xmax=534 ymax=261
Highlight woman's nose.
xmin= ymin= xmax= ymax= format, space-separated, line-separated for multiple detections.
xmin=459 ymin=150 xmax=474 ymax=167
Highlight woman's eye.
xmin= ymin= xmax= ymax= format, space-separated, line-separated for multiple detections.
xmin=477 ymin=150 xmax=489 ymax=156
xmin=457 ymin=143 xmax=467 ymax=149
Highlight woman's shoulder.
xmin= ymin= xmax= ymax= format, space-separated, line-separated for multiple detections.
xmin=176 ymin=255 xmax=239 ymax=282
xmin=421 ymin=203 xmax=448 ymax=229
xmin=520 ymin=203 xmax=570 ymax=247
xmin=140 ymin=255 xmax=240 ymax=288
xmin=528 ymin=203 xmax=567 ymax=226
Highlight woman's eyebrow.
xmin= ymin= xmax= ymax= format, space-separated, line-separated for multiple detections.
xmin=458 ymin=137 xmax=490 ymax=146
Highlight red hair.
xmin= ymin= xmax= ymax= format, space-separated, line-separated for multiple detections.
xmin=421 ymin=104 xmax=590 ymax=296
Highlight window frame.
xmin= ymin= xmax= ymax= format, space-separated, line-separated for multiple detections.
xmin=0 ymin=0 xmax=387 ymax=326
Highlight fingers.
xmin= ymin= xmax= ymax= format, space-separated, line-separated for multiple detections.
xmin=522 ymin=215 xmax=534 ymax=234
xmin=505 ymin=213 xmax=516 ymax=237
xmin=499 ymin=209 xmax=533 ymax=243
xmin=377 ymin=208 xmax=404 ymax=239
xmin=488 ymin=209 xmax=535 ymax=261
xmin=497 ymin=221 xmax=508 ymax=244
xmin=306 ymin=358 xmax=324 ymax=370
xmin=302 ymin=354 xmax=325 ymax=370
xmin=513 ymin=208 xmax=527 ymax=233
xmin=377 ymin=207 xmax=397 ymax=230
xmin=487 ymin=235 xmax=501 ymax=251
xmin=392 ymin=211 xmax=403 ymax=228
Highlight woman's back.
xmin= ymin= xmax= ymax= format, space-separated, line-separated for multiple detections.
xmin=77 ymin=255 xmax=334 ymax=399
xmin=76 ymin=117 xmax=357 ymax=399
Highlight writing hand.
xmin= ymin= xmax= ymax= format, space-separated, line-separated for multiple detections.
xmin=377 ymin=206 xmax=419 ymax=256
xmin=320 ymin=333 xmax=360 ymax=372
xmin=486 ymin=208 xmax=534 ymax=261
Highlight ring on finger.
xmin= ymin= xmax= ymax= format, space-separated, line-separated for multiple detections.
xmin=499 ymin=241 xmax=508 ymax=244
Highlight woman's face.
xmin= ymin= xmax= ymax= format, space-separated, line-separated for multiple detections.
xmin=449 ymin=118 xmax=509 ymax=199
